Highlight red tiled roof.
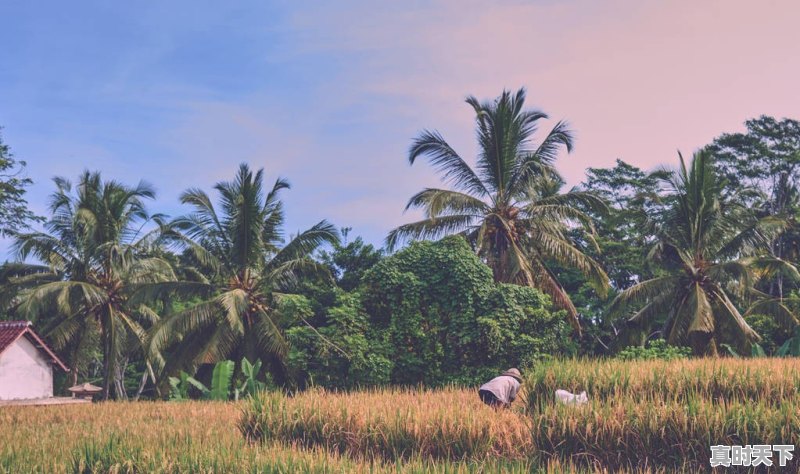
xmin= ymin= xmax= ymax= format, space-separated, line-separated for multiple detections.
xmin=0 ymin=321 xmax=69 ymax=372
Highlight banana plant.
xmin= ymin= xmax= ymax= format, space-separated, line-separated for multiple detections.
xmin=208 ymin=360 xmax=235 ymax=400
xmin=235 ymin=358 xmax=267 ymax=400
xmin=168 ymin=360 xmax=234 ymax=401
xmin=777 ymin=326 xmax=800 ymax=357
xmin=168 ymin=371 xmax=209 ymax=400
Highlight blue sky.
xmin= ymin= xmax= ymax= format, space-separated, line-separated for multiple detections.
xmin=2 ymin=1 xmax=800 ymax=255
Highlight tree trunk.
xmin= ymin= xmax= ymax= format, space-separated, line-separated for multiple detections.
xmin=706 ymin=338 xmax=719 ymax=357
xmin=133 ymin=368 xmax=149 ymax=401
xmin=102 ymin=355 xmax=112 ymax=401
xmin=115 ymin=356 xmax=129 ymax=400
xmin=133 ymin=361 xmax=158 ymax=401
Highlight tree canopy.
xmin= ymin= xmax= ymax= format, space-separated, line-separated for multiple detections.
xmin=388 ymin=88 xmax=609 ymax=331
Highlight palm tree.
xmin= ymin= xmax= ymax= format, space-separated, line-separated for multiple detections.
xmin=608 ymin=151 xmax=789 ymax=355
xmin=387 ymin=89 xmax=609 ymax=330
xmin=144 ymin=164 xmax=339 ymax=383
xmin=11 ymin=171 xmax=174 ymax=399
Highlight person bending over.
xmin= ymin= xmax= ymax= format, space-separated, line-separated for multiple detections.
xmin=478 ymin=368 xmax=522 ymax=409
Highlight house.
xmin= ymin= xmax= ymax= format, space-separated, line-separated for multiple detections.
xmin=0 ymin=321 xmax=69 ymax=400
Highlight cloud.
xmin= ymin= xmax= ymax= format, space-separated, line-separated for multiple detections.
xmin=5 ymin=0 xmax=800 ymax=249
xmin=278 ymin=0 xmax=800 ymax=184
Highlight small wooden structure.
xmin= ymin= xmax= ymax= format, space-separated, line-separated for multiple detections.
xmin=68 ymin=382 xmax=103 ymax=400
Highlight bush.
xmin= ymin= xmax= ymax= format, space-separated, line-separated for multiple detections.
xmin=286 ymin=291 xmax=392 ymax=389
xmin=745 ymin=313 xmax=794 ymax=355
xmin=361 ymin=236 xmax=572 ymax=386
xmin=616 ymin=339 xmax=690 ymax=360
xmin=289 ymin=236 xmax=572 ymax=389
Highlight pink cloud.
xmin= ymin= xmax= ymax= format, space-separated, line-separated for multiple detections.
xmin=285 ymin=0 xmax=800 ymax=185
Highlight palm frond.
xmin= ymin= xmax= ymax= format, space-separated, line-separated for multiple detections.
xmin=408 ymin=130 xmax=488 ymax=197
xmin=530 ymin=231 xmax=610 ymax=297
xmin=268 ymin=220 xmax=339 ymax=270
xmin=405 ymin=188 xmax=489 ymax=218
xmin=608 ymin=275 xmax=680 ymax=318
xmin=687 ymin=282 xmax=714 ymax=335
xmin=744 ymin=297 xmax=800 ymax=328
xmin=386 ymin=215 xmax=477 ymax=251
xmin=510 ymin=119 xmax=574 ymax=193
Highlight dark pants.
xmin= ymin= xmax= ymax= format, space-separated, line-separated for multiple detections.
xmin=478 ymin=389 xmax=505 ymax=408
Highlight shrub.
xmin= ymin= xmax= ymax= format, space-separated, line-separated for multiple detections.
xmin=745 ymin=313 xmax=795 ymax=355
xmin=361 ymin=236 xmax=572 ymax=386
xmin=286 ymin=291 xmax=393 ymax=389
xmin=616 ymin=339 xmax=691 ymax=360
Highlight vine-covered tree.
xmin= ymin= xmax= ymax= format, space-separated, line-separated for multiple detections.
xmin=318 ymin=227 xmax=383 ymax=291
xmin=581 ymin=159 xmax=667 ymax=290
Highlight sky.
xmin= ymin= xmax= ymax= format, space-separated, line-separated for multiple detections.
xmin=2 ymin=0 xmax=799 ymax=254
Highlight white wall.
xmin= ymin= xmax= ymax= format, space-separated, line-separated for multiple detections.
xmin=0 ymin=337 xmax=54 ymax=400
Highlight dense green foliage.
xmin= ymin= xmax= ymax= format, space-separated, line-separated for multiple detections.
xmin=167 ymin=359 xmax=264 ymax=401
xmin=615 ymin=339 xmax=691 ymax=361
xmin=2 ymin=98 xmax=800 ymax=399
xmin=318 ymin=228 xmax=383 ymax=292
xmin=362 ymin=236 xmax=572 ymax=386
xmin=287 ymin=236 xmax=572 ymax=389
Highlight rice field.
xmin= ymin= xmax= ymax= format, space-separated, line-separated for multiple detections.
xmin=523 ymin=358 xmax=800 ymax=470
xmin=3 ymin=358 xmax=799 ymax=472
xmin=239 ymin=387 xmax=533 ymax=460
xmin=242 ymin=358 xmax=800 ymax=471
xmin=0 ymin=401 xmax=543 ymax=473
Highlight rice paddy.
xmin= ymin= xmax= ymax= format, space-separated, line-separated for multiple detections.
xmin=239 ymin=387 xmax=533 ymax=460
xmin=3 ymin=358 xmax=799 ymax=472
xmin=0 ymin=401 xmax=539 ymax=473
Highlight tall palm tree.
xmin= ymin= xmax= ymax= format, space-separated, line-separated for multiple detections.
xmin=387 ymin=89 xmax=609 ymax=330
xmin=608 ymin=151 xmax=789 ymax=355
xmin=11 ymin=171 xmax=174 ymax=399
xmin=144 ymin=164 xmax=339 ymax=383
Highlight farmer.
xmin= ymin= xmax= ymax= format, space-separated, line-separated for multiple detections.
xmin=478 ymin=368 xmax=522 ymax=409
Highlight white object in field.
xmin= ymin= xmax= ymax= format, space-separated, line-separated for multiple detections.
xmin=555 ymin=389 xmax=588 ymax=405
xmin=0 ymin=336 xmax=54 ymax=400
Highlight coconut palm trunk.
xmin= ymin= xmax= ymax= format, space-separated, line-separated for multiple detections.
xmin=11 ymin=171 xmax=175 ymax=399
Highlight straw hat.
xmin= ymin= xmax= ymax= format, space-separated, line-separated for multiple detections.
xmin=501 ymin=368 xmax=522 ymax=381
